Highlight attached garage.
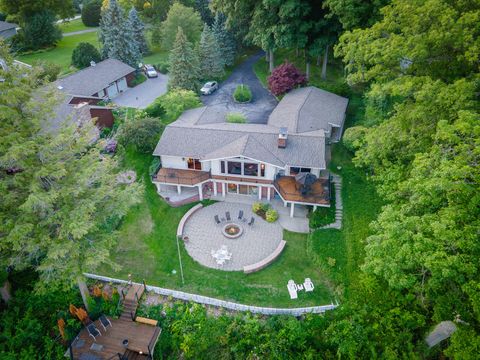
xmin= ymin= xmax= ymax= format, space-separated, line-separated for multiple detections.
xmin=117 ymin=77 xmax=128 ymax=92
xmin=106 ymin=83 xmax=119 ymax=98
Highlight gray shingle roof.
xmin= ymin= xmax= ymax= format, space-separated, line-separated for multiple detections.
xmin=0 ymin=21 xmax=17 ymax=32
xmin=55 ymin=58 xmax=135 ymax=96
xmin=153 ymin=121 xmax=326 ymax=169
xmin=268 ymin=86 xmax=348 ymax=135
xmin=153 ymin=86 xmax=349 ymax=169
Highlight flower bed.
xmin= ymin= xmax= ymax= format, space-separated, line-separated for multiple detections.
xmin=252 ymin=202 xmax=278 ymax=223
xmin=233 ymin=84 xmax=252 ymax=103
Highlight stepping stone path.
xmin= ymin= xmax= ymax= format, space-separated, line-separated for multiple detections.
xmin=317 ymin=174 xmax=343 ymax=230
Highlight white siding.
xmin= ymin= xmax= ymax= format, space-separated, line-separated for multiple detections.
xmin=210 ymin=160 xmax=221 ymax=175
xmin=201 ymin=161 xmax=211 ymax=172
xmin=161 ymin=155 xmax=187 ymax=169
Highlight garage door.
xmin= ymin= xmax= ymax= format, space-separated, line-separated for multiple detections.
xmin=107 ymin=83 xmax=118 ymax=98
xmin=117 ymin=77 xmax=128 ymax=92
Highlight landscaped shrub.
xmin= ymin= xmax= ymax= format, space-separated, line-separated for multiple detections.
xmin=82 ymin=0 xmax=102 ymax=27
xmin=268 ymin=61 xmax=307 ymax=96
xmin=87 ymin=287 xmax=121 ymax=319
xmin=156 ymin=60 xmax=169 ymax=73
xmin=226 ymin=112 xmax=246 ymax=123
xmin=343 ymin=126 xmax=368 ymax=153
xmin=130 ymin=73 xmax=147 ymax=87
xmin=233 ymin=84 xmax=252 ymax=102
xmin=149 ymin=157 xmax=161 ymax=178
xmin=117 ymin=117 xmax=164 ymax=153
xmin=252 ymin=202 xmax=270 ymax=220
xmin=12 ymin=10 xmax=62 ymax=52
xmin=145 ymin=89 xmax=201 ymax=122
xmin=71 ymin=42 xmax=101 ymax=69
xmin=32 ymin=60 xmax=61 ymax=82
xmin=265 ymin=208 xmax=279 ymax=223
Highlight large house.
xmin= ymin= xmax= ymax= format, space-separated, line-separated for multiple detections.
xmin=152 ymin=86 xmax=348 ymax=217
xmin=0 ymin=21 xmax=17 ymax=39
xmin=53 ymin=58 xmax=136 ymax=129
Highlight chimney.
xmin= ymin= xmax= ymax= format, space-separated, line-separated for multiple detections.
xmin=278 ymin=127 xmax=288 ymax=148
xmin=90 ymin=61 xmax=96 ymax=67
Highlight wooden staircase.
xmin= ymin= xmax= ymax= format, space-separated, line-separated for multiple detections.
xmin=122 ymin=349 xmax=149 ymax=360
xmin=119 ymin=283 xmax=145 ymax=321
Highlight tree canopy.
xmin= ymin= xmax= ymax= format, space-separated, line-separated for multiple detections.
xmin=160 ymin=2 xmax=203 ymax=51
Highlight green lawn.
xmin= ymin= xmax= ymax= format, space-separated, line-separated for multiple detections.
xmin=58 ymin=18 xmax=95 ymax=33
xmin=16 ymin=32 xmax=100 ymax=76
xmin=98 ymin=147 xmax=333 ymax=308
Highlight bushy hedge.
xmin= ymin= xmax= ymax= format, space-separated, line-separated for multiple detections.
xmin=233 ymin=84 xmax=252 ymax=102
xmin=81 ymin=0 xmax=102 ymax=27
xmin=71 ymin=42 xmax=101 ymax=69
xmin=342 ymin=126 xmax=368 ymax=153
xmin=226 ymin=112 xmax=246 ymax=123
xmin=268 ymin=62 xmax=307 ymax=96
xmin=117 ymin=116 xmax=164 ymax=153
xmin=145 ymin=89 xmax=201 ymax=122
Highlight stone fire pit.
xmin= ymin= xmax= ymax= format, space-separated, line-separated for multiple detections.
xmin=222 ymin=223 xmax=243 ymax=239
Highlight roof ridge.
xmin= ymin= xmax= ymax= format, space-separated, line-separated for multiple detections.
xmin=245 ymin=134 xmax=285 ymax=166
xmin=294 ymin=87 xmax=314 ymax=132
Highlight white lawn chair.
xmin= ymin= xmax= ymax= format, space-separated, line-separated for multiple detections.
xmin=287 ymin=280 xmax=297 ymax=299
xmin=304 ymin=278 xmax=314 ymax=292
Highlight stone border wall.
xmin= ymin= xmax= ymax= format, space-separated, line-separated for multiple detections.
xmin=84 ymin=273 xmax=337 ymax=316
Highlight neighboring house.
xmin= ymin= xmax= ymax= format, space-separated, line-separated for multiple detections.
xmin=152 ymin=86 xmax=348 ymax=216
xmin=55 ymin=58 xmax=136 ymax=99
xmin=53 ymin=58 xmax=136 ymax=129
xmin=0 ymin=21 xmax=17 ymax=39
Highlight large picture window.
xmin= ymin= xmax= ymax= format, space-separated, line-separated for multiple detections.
xmin=290 ymin=167 xmax=311 ymax=175
xmin=244 ymin=163 xmax=258 ymax=176
xmin=227 ymin=161 xmax=242 ymax=175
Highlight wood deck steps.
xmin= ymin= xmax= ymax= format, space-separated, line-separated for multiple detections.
xmin=122 ymin=349 xmax=149 ymax=360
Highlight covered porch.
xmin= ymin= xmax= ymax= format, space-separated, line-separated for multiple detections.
xmin=153 ymin=167 xmax=211 ymax=203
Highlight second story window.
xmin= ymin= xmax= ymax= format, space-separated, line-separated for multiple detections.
xmin=187 ymin=158 xmax=202 ymax=170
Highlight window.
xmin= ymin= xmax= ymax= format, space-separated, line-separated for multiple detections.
xmin=290 ymin=167 xmax=311 ymax=175
xmin=244 ymin=163 xmax=258 ymax=176
xmin=187 ymin=158 xmax=202 ymax=170
xmin=260 ymin=163 xmax=265 ymax=177
xmin=220 ymin=161 xmax=225 ymax=174
xmin=227 ymin=161 xmax=242 ymax=175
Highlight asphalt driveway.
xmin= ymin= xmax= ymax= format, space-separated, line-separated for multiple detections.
xmin=114 ymin=73 xmax=168 ymax=109
xmin=201 ymin=51 xmax=278 ymax=124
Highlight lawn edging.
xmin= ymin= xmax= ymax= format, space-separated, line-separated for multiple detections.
xmin=84 ymin=273 xmax=338 ymax=316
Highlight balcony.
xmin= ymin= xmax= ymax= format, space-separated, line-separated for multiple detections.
xmin=274 ymin=175 xmax=330 ymax=205
xmin=154 ymin=167 xmax=211 ymax=186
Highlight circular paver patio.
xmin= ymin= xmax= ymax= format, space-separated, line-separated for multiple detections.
xmin=183 ymin=202 xmax=283 ymax=271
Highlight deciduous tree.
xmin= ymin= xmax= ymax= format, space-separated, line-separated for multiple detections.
xmin=159 ymin=2 xmax=202 ymax=51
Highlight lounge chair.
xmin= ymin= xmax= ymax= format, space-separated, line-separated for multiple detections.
xmin=87 ymin=323 xmax=102 ymax=341
xmin=226 ymin=211 xmax=231 ymax=221
xmin=304 ymin=278 xmax=315 ymax=292
xmin=287 ymin=280 xmax=298 ymax=299
xmin=99 ymin=315 xmax=112 ymax=332
xmin=248 ymin=217 xmax=255 ymax=226
xmin=238 ymin=210 xmax=244 ymax=220
xmin=214 ymin=215 xmax=221 ymax=224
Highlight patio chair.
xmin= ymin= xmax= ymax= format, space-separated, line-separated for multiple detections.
xmin=248 ymin=217 xmax=255 ymax=226
xmin=226 ymin=211 xmax=231 ymax=221
xmin=304 ymin=278 xmax=315 ymax=292
xmin=87 ymin=323 xmax=102 ymax=342
xmin=287 ymin=280 xmax=298 ymax=300
xmin=238 ymin=210 xmax=244 ymax=220
xmin=214 ymin=215 xmax=221 ymax=224
xmin=99 ymin=315 xmax=112 ymax=332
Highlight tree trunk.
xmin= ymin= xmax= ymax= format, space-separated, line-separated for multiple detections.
xmin=296 ymin=47 xmax=299 ymax=57
xmin=306 ymin=61 xmax=311 ymax=81
xmin=265 ymin=50 xmax=269 ymax=62
xmin=0 ymin=280 xmax=11 ymax=303
xmin=77 ymin=276 xmax=90 ymax=311
xmin=316 ymin=55 xmax=321 ymax=66
xmin=321 ymin=44 xmax=329 ymax=80
xmin=269 ymin=49 xmax=274 ymax=73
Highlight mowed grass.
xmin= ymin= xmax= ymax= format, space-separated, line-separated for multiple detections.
xmin=16 ymin=32 xmax=100 ymax=76
xmin=58 ymin=18 xmax=95 ymax=33
xmin=97 ymin=148 xmax=334 ymax=308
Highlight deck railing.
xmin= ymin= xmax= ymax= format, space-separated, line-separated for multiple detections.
xmin=154 ymin=168 xmax=211 ymax=185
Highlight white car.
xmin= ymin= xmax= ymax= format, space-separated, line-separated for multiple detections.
xmin=144 ymin=64 xmax=158 ymax=78
xmin=200 ymin=81 xmax=218 ymax=95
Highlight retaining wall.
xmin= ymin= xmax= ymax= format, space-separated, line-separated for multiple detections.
xmin=84 ymin=273 xmax=337 ymax=316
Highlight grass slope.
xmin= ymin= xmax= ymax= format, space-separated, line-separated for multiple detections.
xmin=58 ymin=18 xmax=95 ymax=33
xmin=98 ymin=148 xmax=333 ymax=308
xmin=16 ymin=32 xmax=100 ymax=76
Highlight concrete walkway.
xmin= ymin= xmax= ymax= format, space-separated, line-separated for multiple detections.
xmin=63 ymin=28 xmax=98 ymax=37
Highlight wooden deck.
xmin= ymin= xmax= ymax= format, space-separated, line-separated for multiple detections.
xmin=274 ymin=176 xmax=330 ymax=205
xmin=70 ymin=283 xmax=160 ymax=360
xmin=155 ymin=167 xmax=210 ymax=186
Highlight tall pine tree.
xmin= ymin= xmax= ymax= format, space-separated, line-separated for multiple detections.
xmin=212 ymin=13 xmax=236 ymax=67
xmin=128 ymin=7 xmax=149 ymax=55
xmin=99 ymin=0 xmax=141 ymax=68
xmin=168 ymin=27 xmax=200 ymax=91
xmin=198 ymin=23 xmax=224 ymax=79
